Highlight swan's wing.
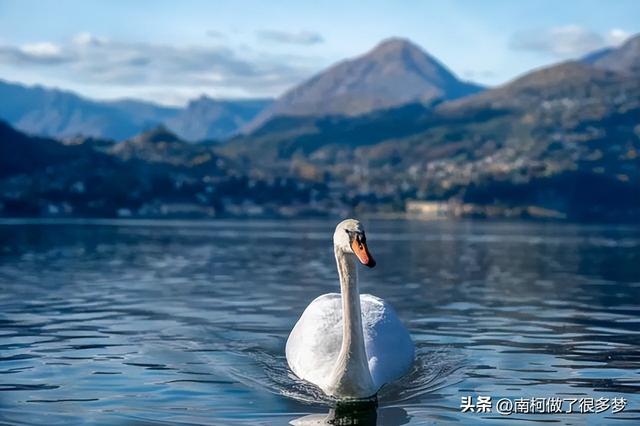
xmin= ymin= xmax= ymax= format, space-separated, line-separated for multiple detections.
xmin=286 ymin=293 xmax=415 ymax=392
xmin=361 ymin=294 xmax=415 ymax=389
xmin=286 ymin=293 xmax=342 ymax=390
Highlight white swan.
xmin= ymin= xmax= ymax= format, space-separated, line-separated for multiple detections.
xmin=286 ymin=219 xmax=414 ymax=399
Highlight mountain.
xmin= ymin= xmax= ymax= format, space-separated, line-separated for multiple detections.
xmin=0 ymin=80 xmax=178 ymax=140
xmin=227 ymin=62 xmax=627 ymax=160
xmin=0 ymin=80 xmax=271 ymax=141
xmin=165 ymin=96 xmax=271 ymax=142
xmin=223 ymin=57 xmax=640 ymax=221
xmin=583 ymin=34 xmax=640 ymax=74
xmin=110 ymin=125 xmax=223 ymax=167
xmin=0 ymin=120 xmax=100 ymax=178
xmin=0 ymin=121 xmax=325 ymax=218
xmin=245 ymin=38 xmax=483 ymax=132
xmin=442 ymin=61 xmax=636 ymax=113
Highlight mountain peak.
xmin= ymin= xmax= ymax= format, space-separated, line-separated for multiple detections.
xmin=370 ymin=37 xmax=420 ymax=54
xmin=365 ymin=37 xmax=439 ymax=66
xmin=134 ymin=125 xmax=182 ymax=144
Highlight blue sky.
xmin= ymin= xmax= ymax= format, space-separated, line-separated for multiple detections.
xmin=0 ymin=0 xmax=638 ymax=105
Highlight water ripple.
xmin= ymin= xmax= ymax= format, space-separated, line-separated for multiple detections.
xmin=0 ymin=219 xmax=638 ymax=425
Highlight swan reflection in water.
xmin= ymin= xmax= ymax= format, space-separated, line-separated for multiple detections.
xmin=290 ymin=399 xmax=410 ymax=425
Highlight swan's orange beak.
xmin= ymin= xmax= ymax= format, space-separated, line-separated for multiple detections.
xmin=351 ymin=238 xmax=376 ymax=268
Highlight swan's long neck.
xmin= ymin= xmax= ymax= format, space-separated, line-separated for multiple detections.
xmin=327 ymin=247 xmax=375 ymax=398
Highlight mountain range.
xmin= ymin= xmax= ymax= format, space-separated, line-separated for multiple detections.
xmin=0 ymin=80 xmax=271 ymax=142
xmin=0 ymin=37 xmax=484 ymax=142
xmin=1 ymin=34 xmax=639 ymax=220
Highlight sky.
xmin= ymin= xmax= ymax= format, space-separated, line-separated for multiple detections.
xmin=0 ymin=0 xmax=638 ymax=106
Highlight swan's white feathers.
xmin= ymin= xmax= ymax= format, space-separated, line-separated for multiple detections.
xmin=286 ymin=293 xmax=414 ymax=393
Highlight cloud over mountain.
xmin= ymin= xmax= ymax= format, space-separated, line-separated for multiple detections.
xmin=510 ymin=25 xmax=630 ymax=58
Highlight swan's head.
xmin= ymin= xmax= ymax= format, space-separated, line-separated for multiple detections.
xmin=333 ymin=219 xmax=376 ymax=268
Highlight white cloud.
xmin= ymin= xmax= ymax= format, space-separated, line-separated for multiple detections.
xmin=509 ymin=25 xmax=631 ymax=58
xmin=257 ymin=30 xmax=324 ymax=45
xmin=0 ymin=41 xmax=70 ymax=64
xmin=606 ymin=28 xmax=630 ymax=46
xmin=0 ymin=33 xmax=316 ymax=99
xmin=21 ymin=42 xmax=62 ymax=58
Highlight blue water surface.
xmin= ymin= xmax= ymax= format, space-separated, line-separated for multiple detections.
xmin=0 ymin=219 xmax=638 ymax=425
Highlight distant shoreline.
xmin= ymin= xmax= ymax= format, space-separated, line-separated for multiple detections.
xmin=0 ymin=216 xmax=638 ymax=226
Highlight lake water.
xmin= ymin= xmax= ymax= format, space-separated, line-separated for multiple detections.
xmin=0 ymin=219 xmax=638 ymax=425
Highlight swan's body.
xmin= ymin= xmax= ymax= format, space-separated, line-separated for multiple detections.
xmin=286 ymin=293 xmax=414 ymax=396
xmin=286 ymin=219 xmax=414 ymax=399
